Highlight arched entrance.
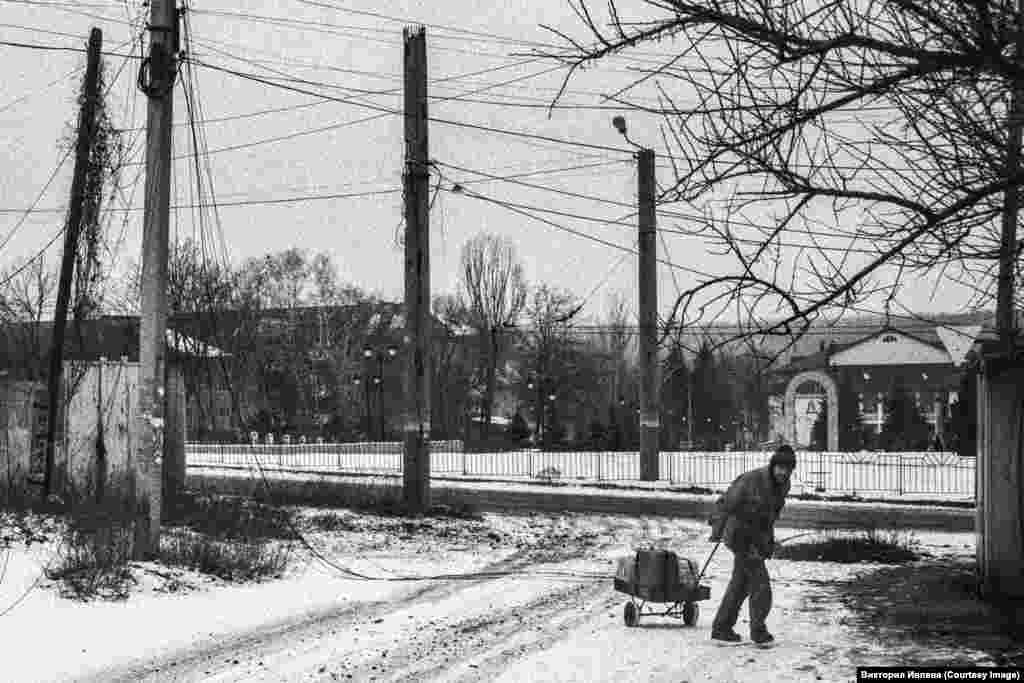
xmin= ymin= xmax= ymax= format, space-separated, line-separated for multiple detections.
xmin=783 ymin=370 xmax=838 ymax=451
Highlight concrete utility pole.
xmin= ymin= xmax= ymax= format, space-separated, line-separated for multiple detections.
xmin=975 ymin=0 xmax=1024 ymax=616
xmin=637 ymin=148 xmax=660 ymax=481
xmin=997 ymin=2 xmax=1024 ymax=344
xmin=402 ymin=25 xmax=431 ymax=514
xmin=135 ymin=0 xmax=178 ymax=558
xmin=44 ymin=27 xmax=103 ymax=500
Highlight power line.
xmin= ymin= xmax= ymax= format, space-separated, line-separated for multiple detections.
xmin=438 ymin=160 xmax=980 ymax=256
xmin=0 ymin=39 xmax=138 ymax=60
xmin=190 ymin=58 xmax=633 ymax=155
xmin=190 ymin=8 xmax=561 ymax=62
xmin=0 ymin=0 xmax=136 ymax=28
xmin=293 ymin=0 xmax=689 ymax=65
xmin=0 ymin=146 xmax=74 ymax=252
xmin=0 ymin=225 xmax=66 ymax=287
xmin=0 ymin=64 xmax=84 ymax=115
xmin=0 ymin=22 xmax=98 ymax=40
xmin=133 ymin=49 xmax=558 ymax=159
xmin=440 ymin=179 xmax=710 ymax=279
xmin=0 ymin=159 xmax=624 ymax=213
xmin=578 ymin=246 xmax=634 ymax=313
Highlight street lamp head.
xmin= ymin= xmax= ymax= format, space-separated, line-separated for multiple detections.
xmin=353 ymin=378 xmax=361 ymax=386
xmin=548 ymin=393 xmax=556 ymax=402
xmin=363 ymin=347 xmax=374 ymax=359
xmin=373 ymin=376 xmax=381 ymax=385
xmin=612 ymin=115 xmax=627 ymax=135
xmin=387 ymin=346 xmax=398 ymax=358
xmin=527 ymin=382 xmax=535 ymax=390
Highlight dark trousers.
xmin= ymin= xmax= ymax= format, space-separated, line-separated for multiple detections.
xmin=712 ymin=550 xmax=772 ymax=635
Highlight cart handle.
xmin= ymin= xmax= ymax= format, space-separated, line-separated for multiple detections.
xmin=696 ymin=541 xmax=721 ymax=583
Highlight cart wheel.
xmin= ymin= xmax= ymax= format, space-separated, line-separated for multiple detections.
xmin=682 ymin=602 xmax=699 ymax=626
xmin=623 ymin=601 xmax=639 ymax=627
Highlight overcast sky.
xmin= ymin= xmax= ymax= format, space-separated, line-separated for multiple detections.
xmin=0 ymin=0 xmax=988 ymax=326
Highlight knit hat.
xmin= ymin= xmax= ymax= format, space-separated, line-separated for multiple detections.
xmin=770 ymin=444 xmax=797 ymax=469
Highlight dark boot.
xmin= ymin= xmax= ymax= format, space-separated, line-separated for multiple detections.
xmin=711 ymin=629 xmax=742 ymax=643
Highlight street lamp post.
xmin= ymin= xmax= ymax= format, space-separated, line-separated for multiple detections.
xmin=353 ymin=377 xmax=370 ymax=439
xmin=547 ymin=392 xmax=557 ymax=449
xmin=364 ymin=345 xmax=398 ymax=441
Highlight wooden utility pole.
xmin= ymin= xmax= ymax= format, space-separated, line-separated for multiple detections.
xmin=637 ymin=148 xmax=660 ymax=481
xmin=43 ymin=27 xmax=103 ymax=500
xmin=402 ymin=26 xmax=431 ymax=514
xmin=134 ymin=0 xmax=177 ymax=558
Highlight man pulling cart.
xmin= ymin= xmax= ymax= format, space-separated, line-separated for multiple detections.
xmin=612 ymin=444 xmax=796 ymax=647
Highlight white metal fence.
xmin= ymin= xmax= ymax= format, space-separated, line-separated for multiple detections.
xmin=185 ymin=443 xmax=976 ymax=500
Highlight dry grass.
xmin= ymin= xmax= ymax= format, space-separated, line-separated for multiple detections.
xmin=45 ymin=502 xmax=136 ymax=601
xmin=158 ymin=490 xmax=295 ymax=582
xmin=775 ymin=527 xmax=924 ymax=564
xmin=158 ymin=528 xmax=291 ymax=582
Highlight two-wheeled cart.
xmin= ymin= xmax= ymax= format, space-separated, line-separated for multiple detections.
xmin=613 ymin=543 xmax=720 ymax=628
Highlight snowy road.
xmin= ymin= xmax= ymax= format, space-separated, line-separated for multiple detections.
xmin=58 ymin=514 xmax=994 ymax=683
xmin=4 ymin=511 xmax=1014 ymax=682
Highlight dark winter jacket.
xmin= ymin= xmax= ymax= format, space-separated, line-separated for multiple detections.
xmin=708 ymin=465 xmax=790 ymax=557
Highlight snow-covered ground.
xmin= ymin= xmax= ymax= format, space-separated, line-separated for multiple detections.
xmin=1 ymin=509 xmax=1020 ymax=682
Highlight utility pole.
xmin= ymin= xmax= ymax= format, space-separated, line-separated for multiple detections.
xmin=637 ymin=148 xmax=659 ymax=481
xmin=135 ymin=0 xmax=178 ymax=558
xmin=402 ymin=26 xmax=431 ymax=514
xmin=43 ymin=28 xmax=103 ymax=500
xmin=998 ymin=0 xmax=1024 ymax=344
xmin=975 ymin=0 xmax=1024 ymax=612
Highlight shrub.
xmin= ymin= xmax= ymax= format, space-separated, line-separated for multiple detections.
xmin=158 ymin=528 xmax=290 ymax=582
xmin=46 ymin=502 xmax=136 ymax=601
xmin=774 ymin=527 xmax=923 ymax=564
xmin=160 ymin=490 xmax=295 ymax=581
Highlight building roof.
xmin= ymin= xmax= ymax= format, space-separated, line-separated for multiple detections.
xmin=0 ymin=316 xmax=227 ymax=367
xmin=770 ymin=321 xmax=986 ymax=377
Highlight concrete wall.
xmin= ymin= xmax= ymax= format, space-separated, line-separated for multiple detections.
xmin=0 ymin=381 xmax=38 ymax=505
xmin=61 ymin=359 xmax=139 ymax=504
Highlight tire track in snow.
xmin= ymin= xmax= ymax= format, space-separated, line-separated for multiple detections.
xmin=80 ymin=549 xmax=544 ymax=683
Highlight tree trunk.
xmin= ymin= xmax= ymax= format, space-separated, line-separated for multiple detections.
xmin=481 ymin=328 xmax=499 ymax=441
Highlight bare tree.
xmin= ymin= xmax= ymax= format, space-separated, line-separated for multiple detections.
xmin=595 ymin=290 xmax=634 ymax=419
xmin=431 ymin=293 xmax=475 ymax=439
xmin=521 ymin=284 xmax=587 ymax=447
xmin=0 ymin=257 xmax=57 ymax=381
xmin=459 ymin=233 xmax=527 ymax=439
xmin=543 ymin=1 xmax=1024 ymax=353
